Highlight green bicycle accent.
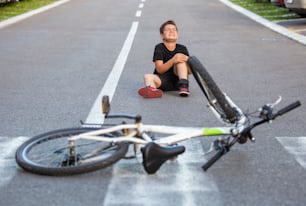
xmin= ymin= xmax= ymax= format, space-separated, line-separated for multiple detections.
xmin=202 ymin=127 xmax=230 ymax=136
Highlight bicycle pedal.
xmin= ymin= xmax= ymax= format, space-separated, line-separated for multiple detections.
xmin=205 ymin=137 xmax=230 ymax=155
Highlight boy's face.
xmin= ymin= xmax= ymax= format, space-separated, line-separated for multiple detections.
xmin=161 ymin=24 xmax=178 ymax=42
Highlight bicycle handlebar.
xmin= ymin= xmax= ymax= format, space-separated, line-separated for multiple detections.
xmin=252 ymin=100 xmax=301 ymax=129
xmin=273 ymin=101 xmax=301 ymax=119
xmin=202 ymin=100 xmax=301 ymax=171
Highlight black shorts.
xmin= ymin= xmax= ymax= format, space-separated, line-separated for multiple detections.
xmin=156 ymin=72 xmax=179 ymax=91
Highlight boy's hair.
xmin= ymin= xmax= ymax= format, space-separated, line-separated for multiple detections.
xmin=159 ymin=20 xmax=178 ymax=34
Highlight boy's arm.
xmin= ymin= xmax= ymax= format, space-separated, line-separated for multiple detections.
xmin=155 ymin=53 xmax=189 ymax=74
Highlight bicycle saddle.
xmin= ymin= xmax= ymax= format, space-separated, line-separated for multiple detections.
xmin=141 ymin=142 xmax=185 ymax=174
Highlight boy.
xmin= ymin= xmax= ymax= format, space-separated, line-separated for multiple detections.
xmin=138 ymin=20 xmax=191 ymax=98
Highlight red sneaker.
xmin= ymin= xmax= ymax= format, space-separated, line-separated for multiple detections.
xmin=138 ymin=86 xmax=163 ymax=98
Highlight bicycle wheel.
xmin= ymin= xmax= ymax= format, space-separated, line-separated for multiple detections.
xmin=188 ymin=56 xmax=237 ymax=123
xmin=15 ymin=127 xmax=129 ymax=176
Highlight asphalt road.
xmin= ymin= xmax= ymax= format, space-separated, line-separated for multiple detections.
xmin=1 ymin=0 xmax=306 ymax=206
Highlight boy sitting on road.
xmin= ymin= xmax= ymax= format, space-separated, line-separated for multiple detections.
xmin=138 ymin=20 xmax=191 ymax=98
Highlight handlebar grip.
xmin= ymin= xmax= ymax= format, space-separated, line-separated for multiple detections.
xmin=275 ymin=101 xmax=301 ymax=118
xmin=202 ymin=147 xmax=226 ymax=171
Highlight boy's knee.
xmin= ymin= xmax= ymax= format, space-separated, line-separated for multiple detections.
xmin=178 ymin=62 xmax=189 ymax=70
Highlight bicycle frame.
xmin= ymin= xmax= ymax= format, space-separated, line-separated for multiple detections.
xmin=71 ymin=124 xmax=234 ymax=146
xmin=65 ymin=93 xmax=303 ymax=175
xmin=70 ymin=93 xmax=247 ymax=147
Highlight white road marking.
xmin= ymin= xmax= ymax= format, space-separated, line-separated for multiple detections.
xmin=139 ymin=3 xmax=144 ymax=8
xmin=85 ymin=21 xmax=139 ymax=124
xmin=0 ymin=0 xmax=71 ymax=29
xmin=276 ymin=136 xmax=306 ymax=169
xmin=103 ymin=139 xmax=222 ymax=206
xmin=0 ymin=136 xmax=29 ymax=187
xmin=136 ymin=10 xmax=142 ymax=17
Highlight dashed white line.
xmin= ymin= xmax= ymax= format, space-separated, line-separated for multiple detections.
xmin=139 ymin=3 xmax=144 ymax=8
xmin=85 ymin=21 xmax=139 ymax=124
xmin=136 ymin=10 xmax=142 ymax=17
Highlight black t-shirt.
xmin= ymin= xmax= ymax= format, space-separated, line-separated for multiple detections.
xmin=153 ymin=43 xmax=189 ymax=75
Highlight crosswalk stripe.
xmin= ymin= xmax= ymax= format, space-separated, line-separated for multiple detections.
xmin=0 ymin=137 xmax=29 ymax=187
xmin=103 ymin=139 xmax=222 ymax=206
xmin=276 ymin=136 xmax=306 ymax=169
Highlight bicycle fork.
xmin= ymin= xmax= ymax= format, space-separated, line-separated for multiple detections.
xmin=61 ymin=139 xmax=78 ymax=166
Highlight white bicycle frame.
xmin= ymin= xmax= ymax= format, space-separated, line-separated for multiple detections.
xmin=71 ymin=124 xmax=233 ymax=145
xmin=69 ymin=93 xmax=249 ymax=147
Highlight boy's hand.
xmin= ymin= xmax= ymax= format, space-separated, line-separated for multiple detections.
xmin=172 ymin=53 xmax=189 ymax=64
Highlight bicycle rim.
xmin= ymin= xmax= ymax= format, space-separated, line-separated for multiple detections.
xmin=188 ymin=56 xmax=237 ymax=123
xmin=15 ymin=127 xmax=129 ymax=176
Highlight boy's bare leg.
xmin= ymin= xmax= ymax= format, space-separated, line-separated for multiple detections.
xmin=174 ymin=62 xmax=190 ymax=97
xmin=174 ymin=62 xmax=191 ymax=79
xmin=144 ymin=74 xmax=162 ymax=88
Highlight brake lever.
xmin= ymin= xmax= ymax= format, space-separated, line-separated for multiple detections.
xmin=268 ymin=96 xmax=282 ymax=108
xmin=259 ymin=96 xmax=282 ymax=121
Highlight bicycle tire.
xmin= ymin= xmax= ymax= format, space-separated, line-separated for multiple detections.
xmin=15 ymin=127 xmax=129 ymax=176
xmin=188 ymin=56 xmax=237 ymax=123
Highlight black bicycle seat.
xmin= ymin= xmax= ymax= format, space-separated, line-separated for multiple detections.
xmin=141 ymin=142 xmax=185 ymax=174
